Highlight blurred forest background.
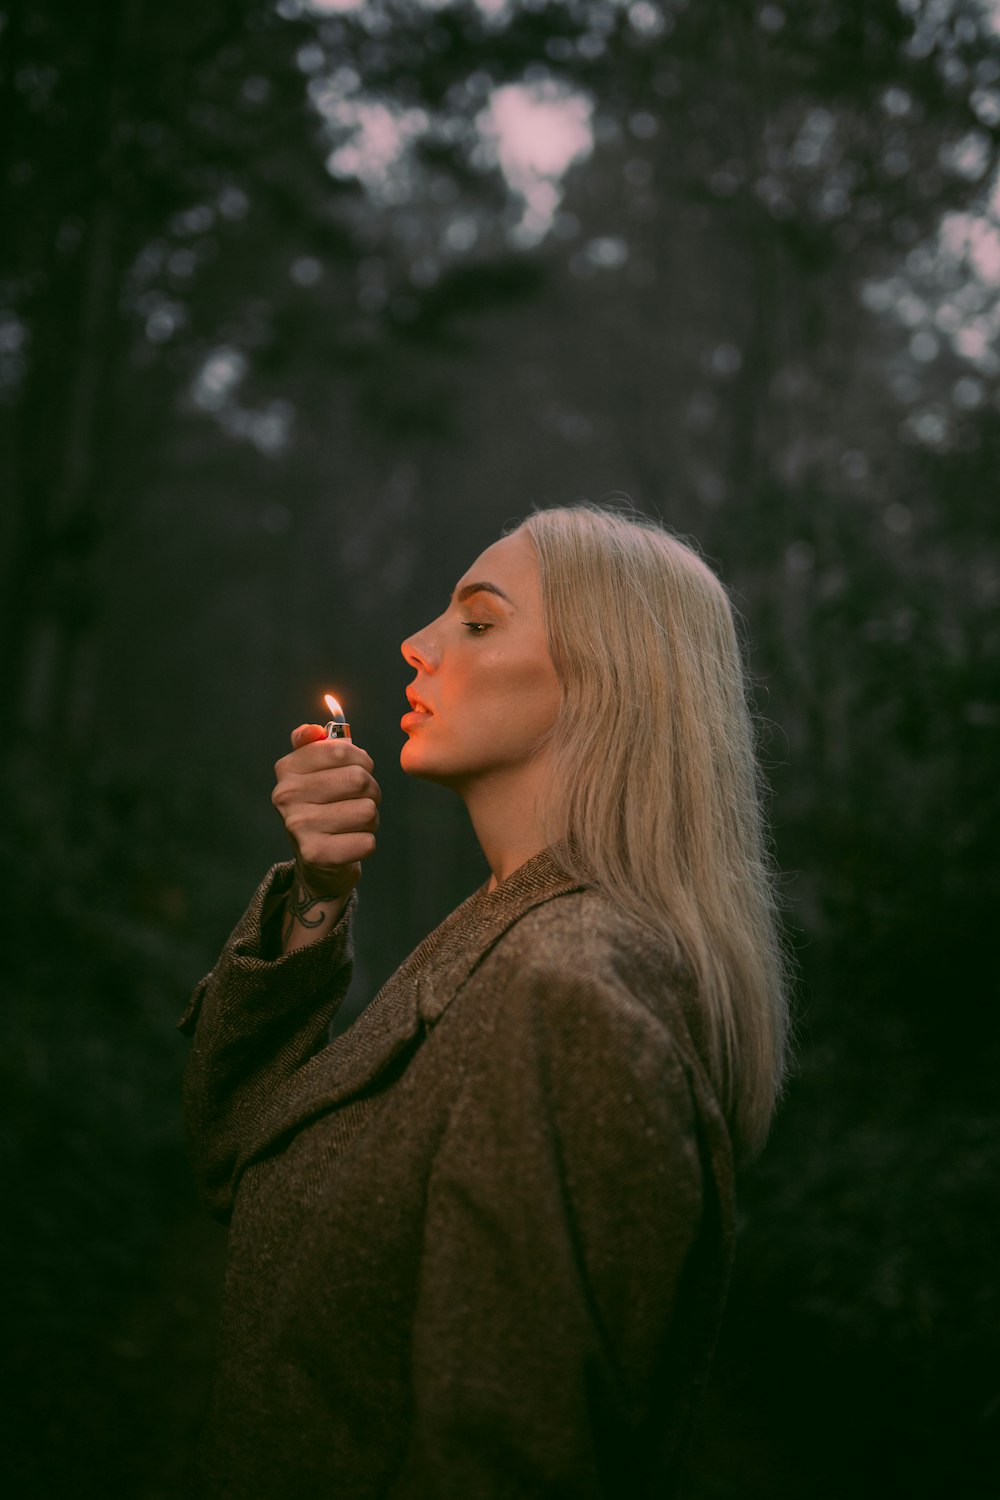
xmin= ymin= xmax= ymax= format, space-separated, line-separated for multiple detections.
xmin=2 ymin=0 xmax=998 ymax=1494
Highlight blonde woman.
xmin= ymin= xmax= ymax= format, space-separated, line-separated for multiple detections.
xmin=180 ymin=503 xmax=789 ymax=1499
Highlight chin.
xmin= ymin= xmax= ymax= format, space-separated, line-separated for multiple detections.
xmin=400 ymin=739 xmax=441 ymax=780
xmin=400 ymin=739 xmax=468 ymax=788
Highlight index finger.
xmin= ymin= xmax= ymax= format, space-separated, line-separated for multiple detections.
xmin=291 ymin=723 xmax=328 ymax=749
xmin=279 ymin=736 xmax=375 ymax=776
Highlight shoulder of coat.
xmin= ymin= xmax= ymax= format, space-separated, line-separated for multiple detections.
xmin=498 ymin=886 xmax=686 ymax=984
xmin=476 ymin=887 xmax=695 ymax=1039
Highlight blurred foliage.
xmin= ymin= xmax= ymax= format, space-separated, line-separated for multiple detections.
xmin=1 ymin=0 xmax=999 ymax=1494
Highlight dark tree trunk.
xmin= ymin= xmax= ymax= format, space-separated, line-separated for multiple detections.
xmin=2 ymin=0 xmax=143 ymax=752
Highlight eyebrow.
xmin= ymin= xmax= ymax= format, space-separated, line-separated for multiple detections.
xmin=453 ymin=580 xmax=515 ymax=607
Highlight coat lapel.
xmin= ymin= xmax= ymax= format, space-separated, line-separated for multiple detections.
xmin=248 ymin=850 xmax=589 ymax=1158
xmin=245 ymin=972 xmax=423 ymax=1166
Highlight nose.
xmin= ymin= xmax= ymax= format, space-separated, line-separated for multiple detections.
xmin=401 ymin=623 xmax=436 ymax=671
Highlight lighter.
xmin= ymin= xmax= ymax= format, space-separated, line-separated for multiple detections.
xmin=323 ymin=693 xmax=352 ymax=741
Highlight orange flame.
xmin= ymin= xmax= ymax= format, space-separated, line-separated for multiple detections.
xmin=323 ymin=693 xmax=345 ymax=722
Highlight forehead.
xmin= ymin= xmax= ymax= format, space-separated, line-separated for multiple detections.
xmin=457 ymin=531 xmax=538 ymax=594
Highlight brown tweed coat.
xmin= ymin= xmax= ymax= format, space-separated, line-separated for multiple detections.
xmin=180 ymin=848 xmax=735 ymax=1499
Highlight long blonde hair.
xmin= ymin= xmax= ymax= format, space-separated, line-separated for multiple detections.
xmin=517 ymin=504 xmax=789 ymax=1158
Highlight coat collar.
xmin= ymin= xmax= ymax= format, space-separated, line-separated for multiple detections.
xmin=414 ymin=848 xmax=588 ymax=1027
xmin=246 ymin=848 xmax=589 ymax=1167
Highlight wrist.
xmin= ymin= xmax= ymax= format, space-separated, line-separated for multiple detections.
xmin=281 ymin=871 xmax=351 ymax=953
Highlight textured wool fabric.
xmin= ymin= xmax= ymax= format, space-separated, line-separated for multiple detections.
xmin=180 ymin=848 xmax=736 ymax=1499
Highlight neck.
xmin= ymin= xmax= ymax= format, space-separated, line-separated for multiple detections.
xmin=458 ymin=758 xmax=556 ymax=893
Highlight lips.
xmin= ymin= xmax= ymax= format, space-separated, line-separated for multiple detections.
xmin=401 ymin=686 xmax=433 ymax=735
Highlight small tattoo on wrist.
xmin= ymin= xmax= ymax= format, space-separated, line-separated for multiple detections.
xmin=288 ymin=878 xmax=328 ymax=929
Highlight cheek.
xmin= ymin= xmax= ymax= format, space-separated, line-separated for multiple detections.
xmin=526 ymin=671 xmax=562 ymax=738
xmin=473 ymin=651 xmax=560 ymax=732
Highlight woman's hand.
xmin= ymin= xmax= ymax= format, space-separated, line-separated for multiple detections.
xmin=272 ymin=724 xmax=381 ymax=952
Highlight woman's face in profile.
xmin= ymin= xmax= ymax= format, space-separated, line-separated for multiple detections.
xmin=400 ymin=531 xmax=562 ymax=789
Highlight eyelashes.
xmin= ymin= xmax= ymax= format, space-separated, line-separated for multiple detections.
xmin=461 ymin=621 xmax=494 ymax=635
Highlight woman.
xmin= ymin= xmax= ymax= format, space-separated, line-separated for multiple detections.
xmin=180 ymin=503 xmax=789 ymax=1499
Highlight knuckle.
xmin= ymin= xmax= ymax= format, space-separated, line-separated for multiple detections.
xmin=298 ymin=834 xmax=323 ymax=866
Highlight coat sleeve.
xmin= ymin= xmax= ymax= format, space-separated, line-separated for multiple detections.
xmin=388 ymin=957 xmax=711 ymax=1499
xmin=178 ymin=861 xmax=356 ymax=1222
